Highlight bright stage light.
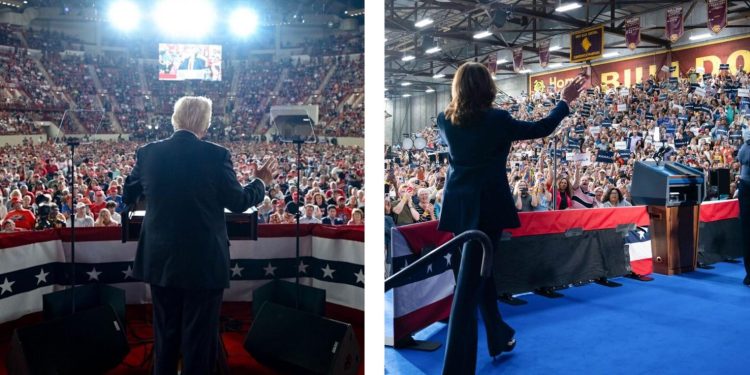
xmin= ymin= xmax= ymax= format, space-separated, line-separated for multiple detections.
xmin=230 ymin=8 xmax=259 ymax=37
xmin=496 ymin=59 xmax=508 ymax=64
xmin=549 ymin=45 xmax=562 ymax=51
xmin=602 ymin=51 xmax=620 ymax=58
xmin=425 ymin=46 xmax=441 ymax=54
xmin=108 ymin=1 xmax=141 ymax=31
xmin=153 ymin=0 xmax=216 ymax=38
xmin=432 ymin=73 xmax=445 ymax=79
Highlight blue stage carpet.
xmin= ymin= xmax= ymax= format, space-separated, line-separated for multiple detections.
xmin=385 ymin=261 xmax=750 ymax=374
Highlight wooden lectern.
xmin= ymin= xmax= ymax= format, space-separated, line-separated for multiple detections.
xmin=631 ymin=161 xmax=705 ymax=275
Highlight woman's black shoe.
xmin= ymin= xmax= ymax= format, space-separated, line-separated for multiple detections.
xmin=490 ymin=337 xmax=516 ymax=359
xmin=743 ymin=276 xmax=750 ymax=286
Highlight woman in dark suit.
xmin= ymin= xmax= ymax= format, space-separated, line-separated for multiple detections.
xmin=738 ymin=129 xmax=750 ymax=286
xmin=437 ymin=62 xmax=586 ymax=374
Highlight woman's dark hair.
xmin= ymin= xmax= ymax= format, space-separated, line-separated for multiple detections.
xmin=604 ymin=187 xmax=624 ymax=203
xmin=444 ymin=62 xmax=497 ymax=126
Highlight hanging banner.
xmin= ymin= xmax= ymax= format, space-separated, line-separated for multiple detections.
xmin=539 ymin=39 xmax=550 ymax=68
xmin=707 ymin=0 xmax=728 ymax=34
xmin=665 ymin=6 xmax=684 ymax=43
xmin=486 ymin=51 xmax=497 ymax=75
xmin=513 ymin=47 xmax=524 ymax=72
xmin=624 ymin=17 xmax=641 ymax=51
xmin=570 ymin=25 xmax=604 ymax=63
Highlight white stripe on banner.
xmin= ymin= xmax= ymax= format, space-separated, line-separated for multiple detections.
xmin=1 ymin=240 xmax=65 ymax=274
xmin=313 ymin=237 xmax=365 ymax=265
xmin=230 ymin=237 xmax=313 ymax=260
xmin=0 ymin=285 xmax=62 ymax=323
xmin=394 ymin=271 xmax=454 ymax=318
xmin=312 ymin=279 xmax=364 ymax=311
xmin=628 ymin=241 xmax=652 ymax=261
xmin=62 ymin=240 xmax=137 ymax=263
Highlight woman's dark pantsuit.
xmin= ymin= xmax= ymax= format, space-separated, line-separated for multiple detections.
xmin=443 ymin=231 xmax=514 ymax=375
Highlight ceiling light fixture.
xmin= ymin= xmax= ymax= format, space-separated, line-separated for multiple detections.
xmin=555 ymin=2 xmax=581 ymax=12
xmin=689 ymin=33 xmax=712 ymax=41
xmin=415 ymin=18 xmax=433 ymax=28
xmin=473 ymin=30 xmax=493 ymax=39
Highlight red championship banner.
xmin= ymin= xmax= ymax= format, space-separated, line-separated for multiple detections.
xmin=707 ymin=0 xmax=728 ymax=34
xmin=538 ymin=39 xmax=550 ymax=68
xmin=624 ymin=17 xmax=641 ymax=51
xmin=529 ymin=35 xmax=750 ymax=92
xmin=665 ymin=6 xmax=684 ymax=43
xmin=512 ymin=47 xmax=524 ymax=72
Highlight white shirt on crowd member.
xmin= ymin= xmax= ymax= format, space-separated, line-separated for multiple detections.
xmin=67 ymin=215 xmax=95 ymax=228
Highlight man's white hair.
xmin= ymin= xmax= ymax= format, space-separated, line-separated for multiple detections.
xmin=172 ymin=96 xmax=212 ymax=135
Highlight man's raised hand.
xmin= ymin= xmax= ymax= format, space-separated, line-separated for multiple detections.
xmin=255 ymin=158 xmax=277 ymax=185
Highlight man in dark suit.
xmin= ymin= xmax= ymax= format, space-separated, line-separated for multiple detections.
xmin=123 ymin=96 xmax=276 ymax=375
xmin=178 ymin=49 xmax=208 ymax=71
xmin=437 ymin=62 xmax=586 ymax=374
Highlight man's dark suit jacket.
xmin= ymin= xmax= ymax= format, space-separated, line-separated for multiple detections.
xmin=123 ymin=130 xmax=265 ymax=290
xmin=437 ymin=101 xmax=570 ymax=234
xmin=178 ymin=56 xmax=207 ymax=70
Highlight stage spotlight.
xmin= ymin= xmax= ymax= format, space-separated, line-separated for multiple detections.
xmin=153 ymin=0 xmax=216 ymax=38
xmin=230 ymin=8 xmax=259 ymax=37
xmin=108 ymin=1 xmax=140 ymax=32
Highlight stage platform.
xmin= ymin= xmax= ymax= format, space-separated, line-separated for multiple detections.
xmin=385 ymin=260 xmax=750 ymax=374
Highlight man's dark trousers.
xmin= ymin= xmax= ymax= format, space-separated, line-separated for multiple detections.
xmin=151 ymin=285 xmax=223 ymax=375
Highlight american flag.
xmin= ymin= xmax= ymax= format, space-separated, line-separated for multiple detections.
xmin=0 ymin=226 xmax=364 ymax=325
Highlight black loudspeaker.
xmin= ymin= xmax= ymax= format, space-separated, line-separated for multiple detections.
xmin=244 ymin=302 xmax=360 ymax=375
xmin=7 ymin=305 xmax=129 ymax=375
xmin=709 ymin=168 xmax=730 ymax=197
xmin=43 ymin=284 xmax=126 ymax=326
xmin=252 ymin=279 xmax=326 ymax=317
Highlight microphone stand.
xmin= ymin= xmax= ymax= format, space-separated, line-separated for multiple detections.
xmin=294 ymin=140 xmax=303 ymax=310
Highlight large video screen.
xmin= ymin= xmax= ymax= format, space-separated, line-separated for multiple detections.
xmin=158 ymin=43 xmax=222 ymax=81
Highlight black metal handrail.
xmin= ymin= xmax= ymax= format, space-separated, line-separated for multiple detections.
xmin=385 ymin=230 xmax=493 ymax=292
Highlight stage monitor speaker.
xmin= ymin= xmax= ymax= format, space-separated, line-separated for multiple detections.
xmin=43 ymin=284 xmax=126 ymax=326
xmin=7 ymin=305 xmax=129 ymax=375
xmin=709 ymin=168 xmax=730 ymax=197
xmin=244 ymin=302 xmax=360 ymax=375
xmin=252 ymin=279 xmax=326 ymax=318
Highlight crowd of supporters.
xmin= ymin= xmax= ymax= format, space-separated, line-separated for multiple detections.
xmin=0 ymin=23 xmax=364 ymax=138
xmin=385 ymin=67 xmax=749 ymax=229
xmin=0 ymin=139 xmax=365 ymax=231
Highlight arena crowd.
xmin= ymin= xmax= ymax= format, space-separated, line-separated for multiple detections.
xmin=0 ymin=23 xmax=363 ymax=138
xmin=0 ymin=139 xmax=365 ymax=232
xmin=385 ymin=65 xmax=749 ymax=230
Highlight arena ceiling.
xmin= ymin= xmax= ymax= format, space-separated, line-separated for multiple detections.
xmin=385 ymin=0 xmax=750 ymax=94
xmin=0 ymin=0 xmax=365 ymax=24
